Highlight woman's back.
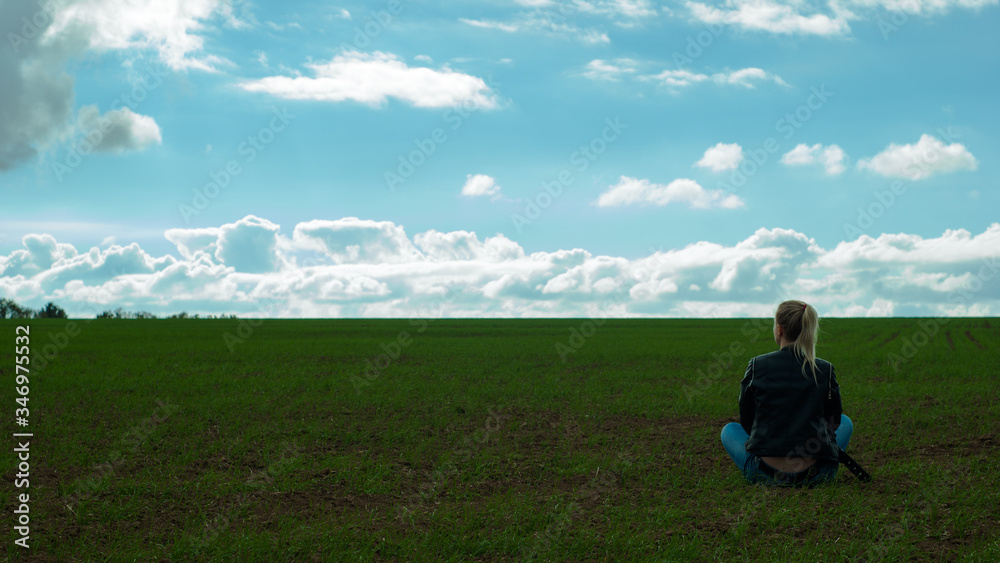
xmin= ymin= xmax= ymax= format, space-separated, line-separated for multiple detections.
xmin=740 ymin=347 xmax=841 ymax=469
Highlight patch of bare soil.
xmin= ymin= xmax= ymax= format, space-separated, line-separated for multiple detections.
xmin=964 ymin=331 xmax=985 ymax=350
xmin=878 ymin=332 xmax=900 ymax=347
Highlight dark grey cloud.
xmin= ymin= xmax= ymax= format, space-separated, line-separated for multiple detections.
xmin=0 ymin=0 xmax=78 ymax=170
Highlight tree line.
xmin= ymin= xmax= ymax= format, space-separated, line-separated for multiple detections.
xmin=0 ymin=298 xmax=236 ymax=320
xmin=0 ymin=299 xmax=67 ymax=319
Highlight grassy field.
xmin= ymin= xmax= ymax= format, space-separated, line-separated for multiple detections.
xmin=1 ymin=317 xmax=998 ymax=561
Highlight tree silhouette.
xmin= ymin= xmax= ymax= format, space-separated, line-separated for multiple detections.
xmin=0 ymin=298 xmax=33 ymax=319
xmin=36 ymin=302 xmax=68 ymax=319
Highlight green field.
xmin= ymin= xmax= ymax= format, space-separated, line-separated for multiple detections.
xmin=1 ymin=317 xmax=998 ymax=561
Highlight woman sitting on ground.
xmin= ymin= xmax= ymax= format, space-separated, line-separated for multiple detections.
xmin=721 ymin=300 xmax=854 ymax=487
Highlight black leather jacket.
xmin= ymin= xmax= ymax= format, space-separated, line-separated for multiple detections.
xmin=739 ymin=346 xmax=842 ymax=463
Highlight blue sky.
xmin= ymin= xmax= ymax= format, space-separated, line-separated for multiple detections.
xmin=1 ymin=0 xmax=998 ymax=317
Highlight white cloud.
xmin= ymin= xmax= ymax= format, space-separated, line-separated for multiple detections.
xmin=414 ymin=231 xmax=524 ymax=262
xmin=0 ymin=234 xmax=79 ymax=278
xmin=164 ymin=227 xmax=219 ymax=260
xmin=506 ymin=0 xmax=660 ymax=25
xmin=214 ymin=216 xmax=283 ymax=273
xmin=165 ymin=216 xmax=282 ymax=273
xmin=461 ymin=174 xmax=502 ymax=198
xmin=849 ymin=0 xmax=998 ymax=14
xmin=77 ymin=106 xmax=162 ymax=153
xmin=575 ymin=0 xmax=659 ymax=18
xmin=686 ymin=0 xmax=852 ymax=36
xmin=819 ymin=145 xmax=846 ymax=175
xmin=781 ymin=143 xmax=846 ymax=175
xmin=819 ymin=228 xmax=999 ymax=268
xmin=644 ymin=69 xmax=709 ymax=88
xmin=713 ymin=67 xmax=790 ymax=88
xmin=240 ymin=51 xmax=499 ymax=109
xmin=3 ymin=217 xmax=999 ymax=318
xmin=831 ymin=298 xmax=895 ymax=318
xmin=459 ymin=13 xmax=610 ymax=44
xmin=576 ymin=29 xmax=611 ymax=44
xmin=595 ymin=176 xmax=745 ymax=208
xmin=292 ymin=217 xmax=424 ymax=264
xmin=685 ymin=0 xmax=998 ymax=37
xmin=216 ymin=0 xmax=259 ymax=29
xmin=643 ymin=67 xmax=787 ymax=91
xmin=582 ymin=58 xmax=638 ymax=81
xmin=265 ymin=21 xmax=304 ymax=31
xmin=45 ymin=0 xmax=230 ymax=71
xmin=459 ymin=18 xmax=521 ymax=32
xmin=255 ymin=49 xmax=269 ymax=67
xmin=695 ymin=143 xmax=744 ymax=172
xmin=856 ymin=134 xmax=977 ymax=180
xmin=3 ymin=238 xmax=176 ymax=297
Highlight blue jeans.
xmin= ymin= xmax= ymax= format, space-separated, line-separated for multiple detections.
xmin=721 ymin=415 xmax=854 ymax=487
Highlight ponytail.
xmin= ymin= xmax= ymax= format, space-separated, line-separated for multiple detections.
xmin=775 ymin=300 xmax=820 ymax=385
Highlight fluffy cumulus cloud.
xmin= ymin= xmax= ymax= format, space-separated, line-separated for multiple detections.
xmin=414 ymin=231 xmax=524 ymax=262
xmin=292 ymin=217 xmax=425 ymax=264
xmin=781 ymin=143 xmax=846 ymax=175
xmin=77 ymin=105 xmax=162 ymax=153
xmin=461 ymin=174 xmax=502 ymax=198
xmin=856 ymin=134 xmax=977 ymax=180
xmin=44 ymin=0 xmax=230 ymax=71
xmin=695 ymin=142 xmax=744 ymax=172
xmin=0 ymin=234 xmax=80 ymax=278
xmin=0 ymin=236 xmax=177 ymax=301
xmin=165 ymin=216 xmax=282 ymax=273
xmin=685 ymin=0 xmax=852 ymax=36
xmin=240 ymin=51 xmax=500 ymax=108
xmin=2 ymin=216 xmax=999 ymax=318
xmin=214 ymin=216 xmax=283 ymax=273
xmin=595 ymin=176 xmax=745 ymax=208
xmin=814 ymin=227 xmax=1000 ymax=315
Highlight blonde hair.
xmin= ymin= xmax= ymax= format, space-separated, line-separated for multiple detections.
xmin=775 ymin=300 xmax=820 ymax=385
